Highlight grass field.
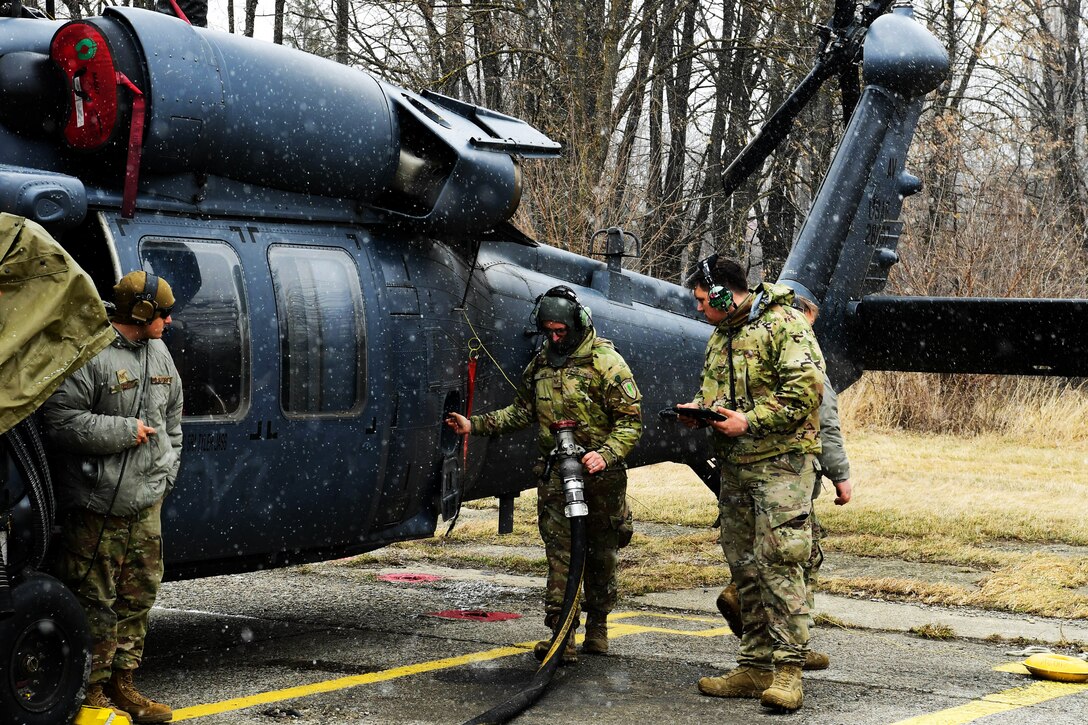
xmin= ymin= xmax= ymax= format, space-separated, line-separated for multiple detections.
xmin=354 ymin=399 xmax=1088 ymax=622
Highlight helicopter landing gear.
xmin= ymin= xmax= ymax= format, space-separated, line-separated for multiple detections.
xmin=0 ymin=572 xmax=90 ymax=725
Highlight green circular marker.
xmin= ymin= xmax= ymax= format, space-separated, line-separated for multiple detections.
xmin=75 ymin=38 xmax=97 ymax=61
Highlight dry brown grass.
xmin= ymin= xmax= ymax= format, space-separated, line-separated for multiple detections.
xmin=822 ymin=553 xmax=1088 ymax=620
xmin=368 ymin=420 xmax=1088 ymax=621
xmin=839 ymin=373 xmax=1088 ymax=443
xmin=816 ymin=430 xmax=1088 ymax=546
xmin=910 ymin=623 xmax=957 ymax=640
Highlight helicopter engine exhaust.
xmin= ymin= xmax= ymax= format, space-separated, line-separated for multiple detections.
xmin=0 ymin=7 xmax=560 ymax=230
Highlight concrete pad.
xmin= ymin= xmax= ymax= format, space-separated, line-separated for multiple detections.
xmin=634 ymin=587 xmax=1088 ymax=645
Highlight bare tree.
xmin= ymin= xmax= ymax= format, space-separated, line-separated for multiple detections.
xmin=245 ymin=0 xmax=258 ymax=37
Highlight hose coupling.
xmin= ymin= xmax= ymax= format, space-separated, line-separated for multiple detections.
xmin=549 ymin=420 xmax=588 ymax=518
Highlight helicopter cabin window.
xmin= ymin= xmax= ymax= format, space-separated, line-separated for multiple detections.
xmin=268 ymin=246 xmax=366 ymax=417
xmin=139 ymin=239 xmax=250 ymax=419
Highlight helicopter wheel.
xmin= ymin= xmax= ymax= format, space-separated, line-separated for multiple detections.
xmin=0 ymin=572 xmax=90 ymax=725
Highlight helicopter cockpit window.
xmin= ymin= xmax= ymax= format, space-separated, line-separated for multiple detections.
xmin=268 ymin=246 xmax=366 ymax=417
xmin=139 ymin=239 xmax=250 ymax=419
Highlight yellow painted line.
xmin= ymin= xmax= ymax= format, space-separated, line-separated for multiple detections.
xmin=170 ymin=644 xmax=526 ymax=721
xmin=994 ymin=662 xmax=1030 ymax=675
xmin=170 ymin=611 xmax=731 ymax=720
xmin=608 ymin=622 xmax=734 ymax=638
xmin=608 ymin=610 xmax=723 ymax=624
xmin=889 ymin=661 xmax=1088 ymax=725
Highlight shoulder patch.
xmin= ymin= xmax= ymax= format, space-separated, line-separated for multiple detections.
xmin=621 ymin=378 xmax=639 ymax=400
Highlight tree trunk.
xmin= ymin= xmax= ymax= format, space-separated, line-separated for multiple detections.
xmin=273 ymin=0 xmax=285 ymax=45
xmin=471 ymin=0 xmax=504 ymax=109
xmin=244 ymin=0 xmax=257 ymax=38
xmin=335 ymin=0 xmax=349 ymax=64
xmin=658 ymin=0 xmax=698 ymax=281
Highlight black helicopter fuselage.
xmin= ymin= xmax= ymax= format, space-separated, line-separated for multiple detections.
xmin=0 ymin=9 xmax=712 ymax=580
xmin=4 ymin=3 xmax=1083 ymax=582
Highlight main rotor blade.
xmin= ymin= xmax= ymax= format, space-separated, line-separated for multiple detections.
xmin=720 ymin=59 xmax=840 ymax=198
xmin=838 ymin=64 xmax=861 ymax=122
xmin=720 ymin=0 xmax=896 ymax=198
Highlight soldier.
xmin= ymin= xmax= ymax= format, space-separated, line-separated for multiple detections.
xmin=714 ymin=293 xmax=852 ymax=671
xmin=447 ymin=286 xmax=642 ymax=662
xmin=678 ymin=255 xmax=823 ymax=712
xmin=43 ymin=270 xmax=183 ymax=724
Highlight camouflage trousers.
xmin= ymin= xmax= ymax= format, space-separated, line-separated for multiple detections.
xmin=537 ymin=469 xmax=632 ymax=623
xmin=51 ymin=499 xmax=164 ymax=684
xmin=718 ymin=453 xmax=814 ymax=669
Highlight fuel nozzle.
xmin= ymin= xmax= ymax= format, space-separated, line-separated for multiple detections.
xmin=549 ymin=420 xmax=588 ymax=519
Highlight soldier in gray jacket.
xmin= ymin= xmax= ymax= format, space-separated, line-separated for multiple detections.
xmin=43 ymin=270 xmax=182 ymax=724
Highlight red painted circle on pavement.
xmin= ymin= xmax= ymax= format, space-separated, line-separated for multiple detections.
xmin=377 ymin=573 xmax=443 ymax=583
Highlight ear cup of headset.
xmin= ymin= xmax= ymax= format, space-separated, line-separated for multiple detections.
xmin=130 ymin=272 xmax=159 ymax=323
xmin=131 ymin=299 xmax=155 ymax=322
xmin=707 ymin=284 xmax=732 ymax=310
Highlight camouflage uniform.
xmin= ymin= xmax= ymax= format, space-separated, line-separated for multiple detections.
xmin=52 ymin=501 xmax=164 ymax=678
xmin=42 ymin=328 xmax=183 ymax=685
xmin=806 ymin=375 xmax=850 ymax=611
xmin=694 ymin=283 xmax=824 ymax=669
xmin=471 ymin=326 xmax=641 ymax=622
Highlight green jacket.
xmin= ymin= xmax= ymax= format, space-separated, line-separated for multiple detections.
xmin=471 ymin=327 xmax=642 ymax=469
xmin=694 ymin=282 xmax=824 ymax=464
xmin=41 ymin=328 xmax=184 ymax=516
xmin=0 ymin=214 xmax=113 ymax=435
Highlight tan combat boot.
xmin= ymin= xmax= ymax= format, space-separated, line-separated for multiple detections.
xmin=105 ymin=669 xmax=173 ymax=723
xmin=582 ymin=612 xmax=608 ymax=655
xmin=697 ymin=666 xmax=774 ymax=698
xmin=715 ymin=584 xmax=743 ymax=638
xmin=533 ymin=633 xmax=578 ymax=664
xmin=760 ymin=664 xmax=804 ymax=711
xmin=84 ymin=683 xmax=131 ymax=722
xmin=533 ymin=613 xmax=578 ymax=665
xmin=804 ymin=650 xmax=830 ymax=670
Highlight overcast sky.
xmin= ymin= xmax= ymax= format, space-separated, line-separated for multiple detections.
xmin=206 ymin=0 xmax=276 ymax=40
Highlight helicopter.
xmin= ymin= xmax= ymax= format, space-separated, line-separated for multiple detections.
xmin=0 ymin=1 xmax=1085 ymax=723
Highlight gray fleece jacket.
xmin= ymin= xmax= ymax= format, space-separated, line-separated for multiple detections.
xmin=813 ymin=373 xmax=850 ymax=499
xmin=42 ymin=327 xmax=183 ymax=516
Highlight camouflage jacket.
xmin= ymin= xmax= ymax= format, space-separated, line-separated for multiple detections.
xmin=694 ymin=282 xmax=824 ymax=464
xmin=41 ymin=328 xmax=184 ymax=516
xmin=471 ymin=328 xmax=642 ymax=469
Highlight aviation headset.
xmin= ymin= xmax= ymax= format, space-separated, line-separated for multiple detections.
xmin=530 ymin=285 xmax=591 ymax=331
xmin=130 ymin=272 xmax=162 ymax=324
xmin=699 ymin=254 xmax=734 ymax=310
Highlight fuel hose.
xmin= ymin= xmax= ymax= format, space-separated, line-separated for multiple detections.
xmin=462 ymin=421 xmax=589 ymax=725
xmin=1 ymin=416 xmax=54 ymax=570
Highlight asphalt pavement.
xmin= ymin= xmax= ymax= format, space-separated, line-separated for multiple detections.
xmin=139 ymin=559 xmax=1088 ymax=725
